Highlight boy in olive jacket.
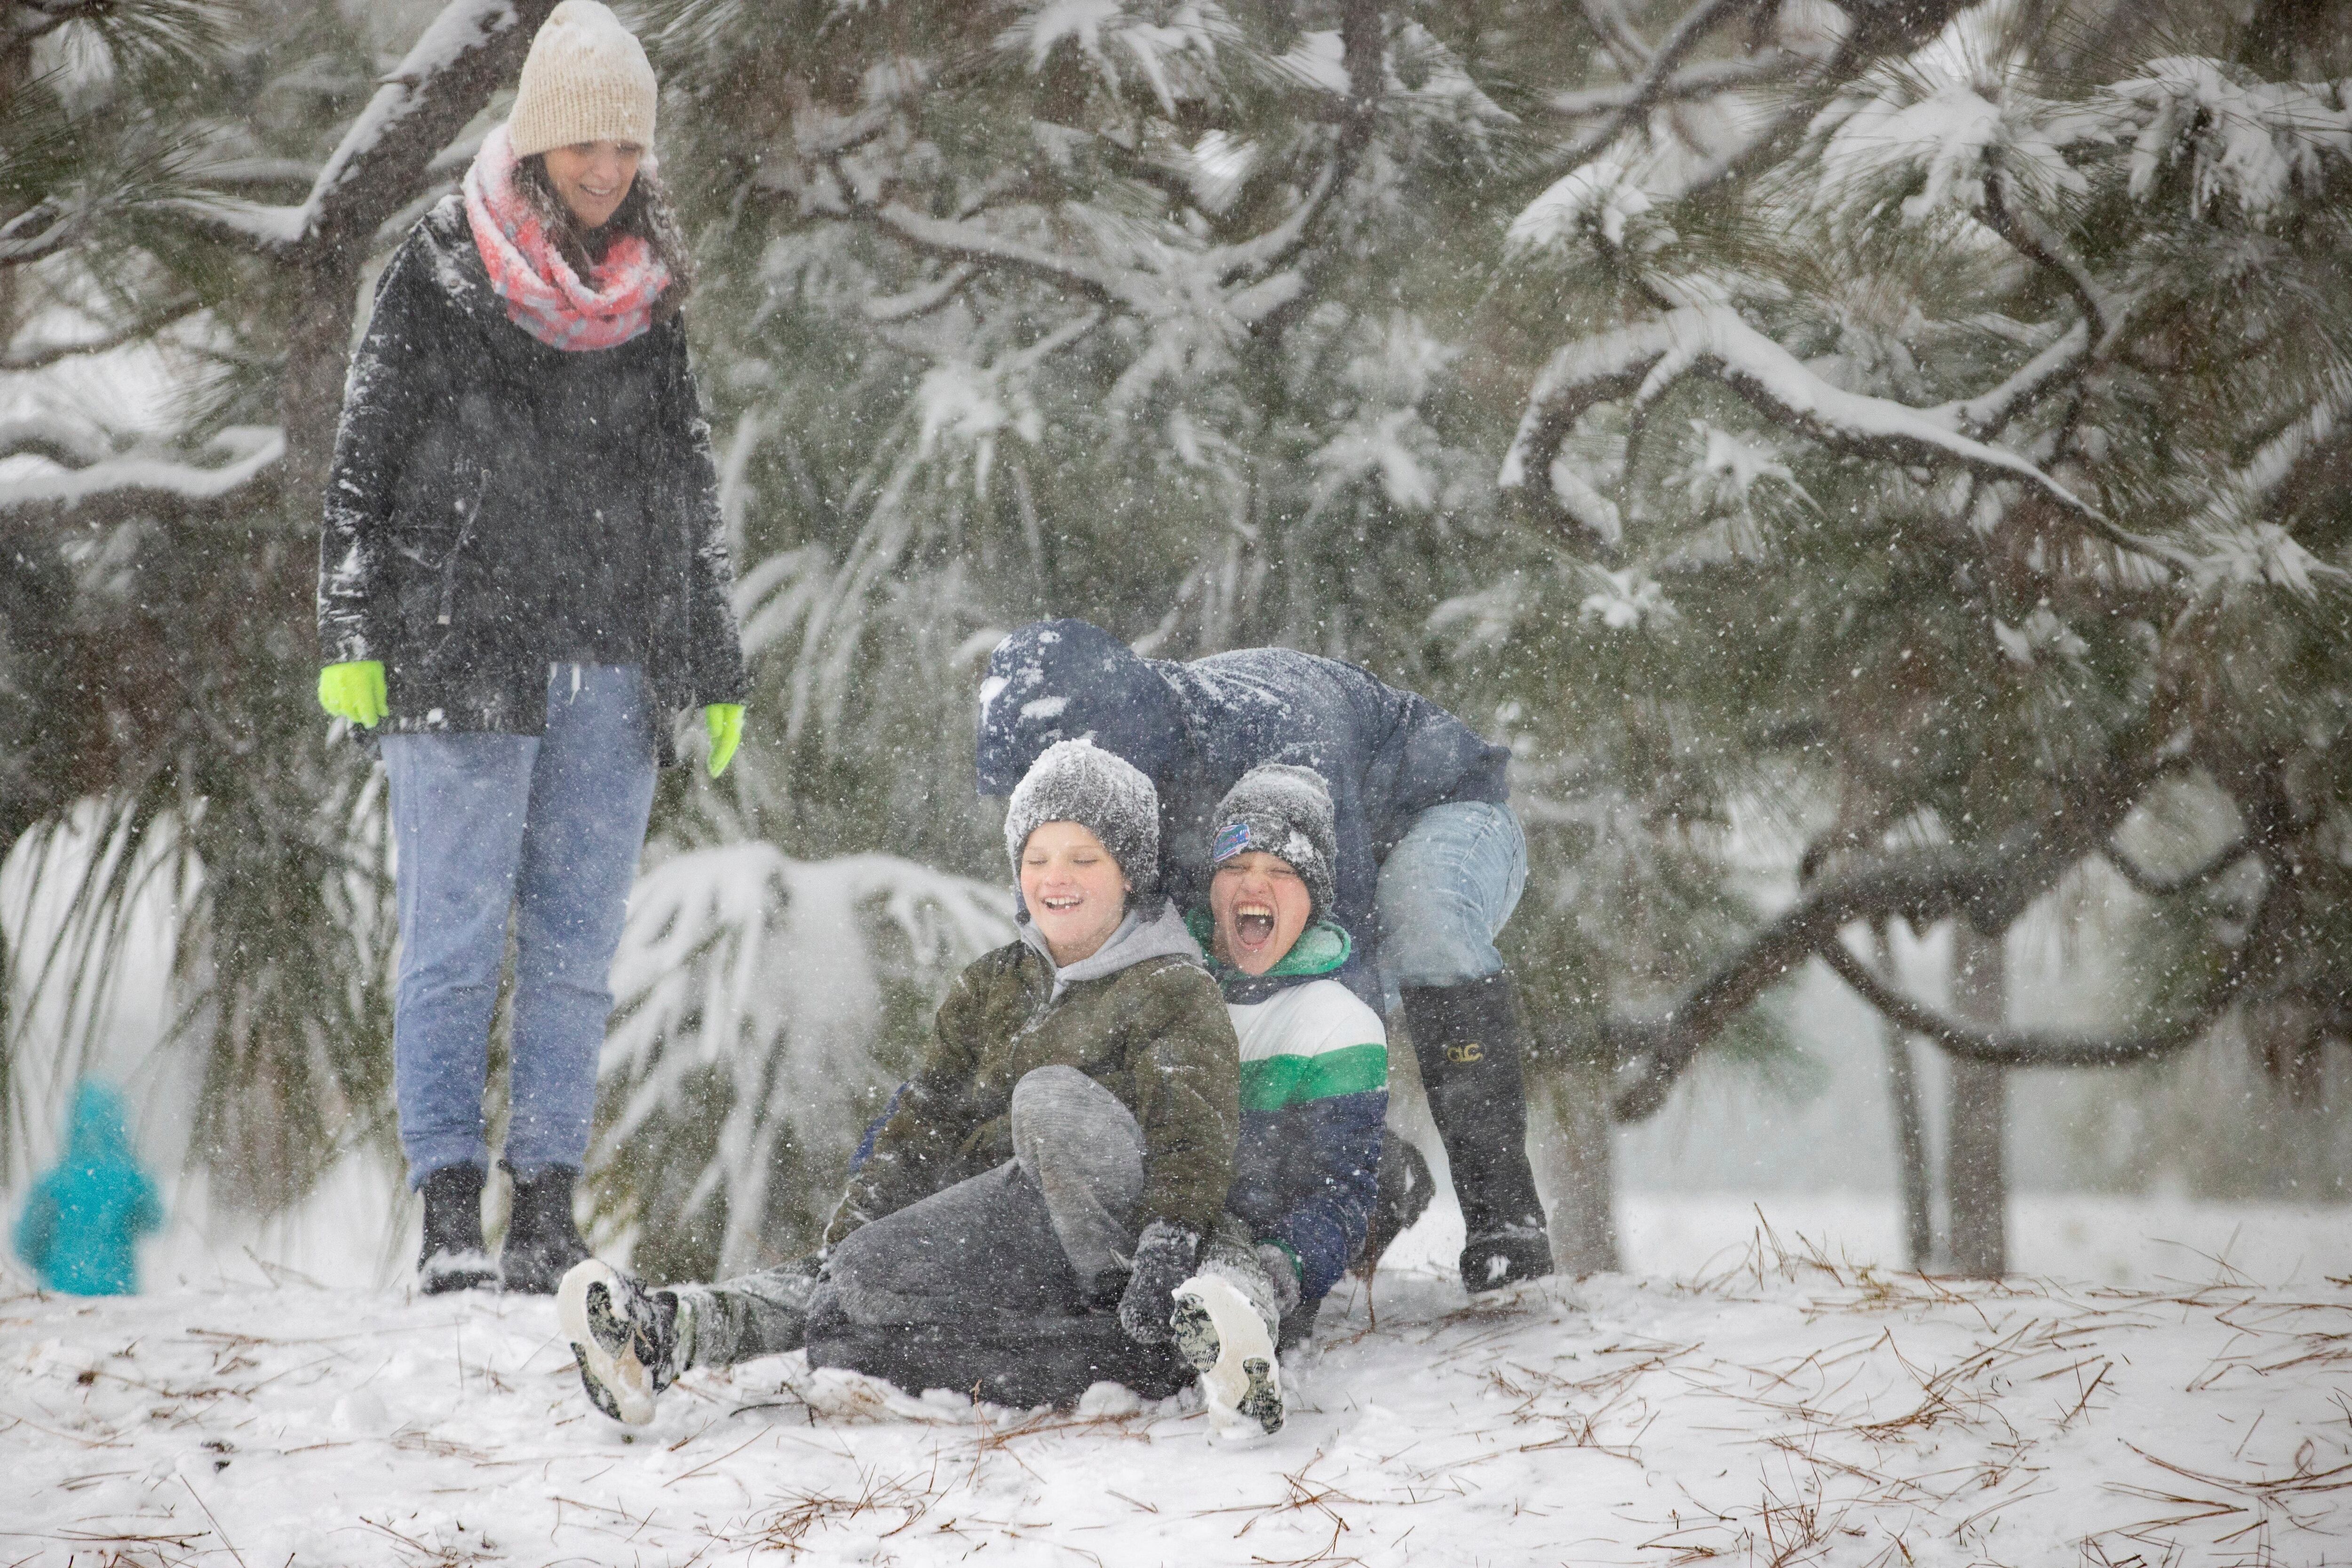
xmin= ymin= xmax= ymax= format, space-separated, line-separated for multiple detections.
xmin=562 ymin=740 xmax=1249 ymax=1420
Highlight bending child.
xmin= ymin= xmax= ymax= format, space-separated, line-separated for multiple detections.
xmin=559 ymin=740 xmax=1282 ymax=1435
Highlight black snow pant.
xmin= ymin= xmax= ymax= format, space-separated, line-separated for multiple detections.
xmin=679 ymin=1066 xmax=1192 ymax=1405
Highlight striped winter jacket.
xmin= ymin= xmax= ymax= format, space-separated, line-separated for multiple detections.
xmin=1192 ymin=913 xmax=1388 ymax=1308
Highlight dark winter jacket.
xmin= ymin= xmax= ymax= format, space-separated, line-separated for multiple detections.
xmin=1191 ymin=914 xmax=1387 ymax=1308
xmin=828 ymin=899 xmax=1240 ymax=1247
xmin=975 ymin=621 xmax=1510 ymax=990
xmin=317 ymin=196 xmax=746 ymax=753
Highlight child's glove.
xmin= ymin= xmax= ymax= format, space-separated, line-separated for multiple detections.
xmin=1118 ymin=1220 xmax=1199 ymax=1344
xmin=704 ymin=703 xmax=744 ymax=778
xmin=318 ymin=660 xmax=388 ymax=728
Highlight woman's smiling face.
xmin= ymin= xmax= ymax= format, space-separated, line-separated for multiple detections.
xmin=1019 ymin=821 xmax=1130 ymax=966
xmin=1209 ymin=850 xmax=1313 ymax=976
xmin=540 ymin=139 xmax=643 ymax=229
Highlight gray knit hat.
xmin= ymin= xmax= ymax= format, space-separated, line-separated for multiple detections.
xmin=509 ymin=2 xmax=658 ymax=159
xmin=1210 ymin=764 xmax=1337 ymax=923
xmin=1004 ymin=738 xmax=1160 ymax=895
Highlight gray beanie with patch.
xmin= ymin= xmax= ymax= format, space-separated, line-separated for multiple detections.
xmin=1003 ymin=738 xmax=1160 ymax=895
xmin=1210 ymin=764 xmax=1337 ymax=923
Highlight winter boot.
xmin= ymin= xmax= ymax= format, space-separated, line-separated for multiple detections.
xmin=558 ymin=1259 xmax=690 ymax=1426
xmin=417 ymin=1164 xmax=497 ymax=1295
xmin=1170 ymin=1247 xmax=1284 ymax=1443
xmin=1404 ymin=972 xmax=1553 ymax=1293
xmin=499 ymin=1164 xmax=591 ymax=1295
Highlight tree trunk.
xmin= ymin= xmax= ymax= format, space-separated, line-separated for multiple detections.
xmin=1875 ymin=923 xmax=1934 ymax=1271
xmin=1941 ymin=921 xmax=2008 ymax=1276
xmin=1527 ymin=1050 xmax=1619 ymax=1275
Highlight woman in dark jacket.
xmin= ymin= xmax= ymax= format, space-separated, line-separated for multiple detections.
xmin=314 ymin=1 xmax=747 ymax=1294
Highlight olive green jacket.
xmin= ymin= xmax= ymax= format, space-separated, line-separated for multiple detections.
xmin=826 ymin=899 xmax=1240 ymax=1247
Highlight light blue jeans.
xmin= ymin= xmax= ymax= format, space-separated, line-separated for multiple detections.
xmin=381 ymin=664 xmax=657 ymax=1187
xmin=1375 ymin=801 xmax=1528 ymax=1008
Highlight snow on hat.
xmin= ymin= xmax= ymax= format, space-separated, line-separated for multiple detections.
xmin=1210 ymin=764 xmax=1337 ymax=923
xmin=1003 ymin=738 xmax=1160 ymax=895
xmin=509 ymin=1 xmax=659 ymax=160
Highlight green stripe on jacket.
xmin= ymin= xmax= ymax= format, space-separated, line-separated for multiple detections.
xmin=1239 ymin=1042 xmax=1388 ymax=1111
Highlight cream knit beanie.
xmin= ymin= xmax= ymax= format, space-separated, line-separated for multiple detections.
xmin=508 ymin=1 xmax=658 ymax=159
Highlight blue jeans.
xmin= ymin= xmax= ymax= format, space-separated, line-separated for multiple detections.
xmin=381 ymin=664 xmax=658 ymax=1187
xmin=1375 ymin=801 xmax=1527 ymax=1007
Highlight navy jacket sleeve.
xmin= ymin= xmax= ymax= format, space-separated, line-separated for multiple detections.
xmin=1252 ymin=1091 xmax=1386 ymax=1305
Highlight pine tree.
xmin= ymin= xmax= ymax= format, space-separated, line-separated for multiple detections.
xmin=1493 ymin=0 xmax=2352 ymax=1270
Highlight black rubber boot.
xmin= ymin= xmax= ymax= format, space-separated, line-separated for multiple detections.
xmin=417 ymin=1164 xmax=496 ymax=1295
xmin=1404 ymin=972 xmax=1553 ymax=1292
xmin=500 ymin=1164 xmax=592 ymax=1295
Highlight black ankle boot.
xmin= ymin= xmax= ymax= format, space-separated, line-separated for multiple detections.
xmin=418 ymin=1164 xmax=496 ymax=1294
xmin=1404 ymin=972 xmax=1553 ymax=1292
xmin=501 ymin=1164 xmax=592 ymax=1295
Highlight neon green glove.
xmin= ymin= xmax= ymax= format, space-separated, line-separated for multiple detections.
xmin=705 ymin=703 xmax=744 ymax=778
xmin=318 ymin=660 xmax=388 ymax=728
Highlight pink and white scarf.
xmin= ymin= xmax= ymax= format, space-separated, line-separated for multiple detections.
xmin=462 ymin=123 xmax=671 ymax=352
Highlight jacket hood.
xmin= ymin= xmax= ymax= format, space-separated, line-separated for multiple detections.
xmin=64 ymin=1082 xmax=139 ymax=1171
xmin=1019 ymin=895 xmax=1204 ymax=1000
xmin=976 ymin=620 xmax=1184 ymax=797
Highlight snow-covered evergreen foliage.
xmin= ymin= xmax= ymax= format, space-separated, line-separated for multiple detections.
xmin=6 ymin=0 xmax=2351 ymax=1265
xmin=595 ymin=844 xmax=1011 ymax=1277
xmin=1491 ymin=1 xmax=2352 ymax=1111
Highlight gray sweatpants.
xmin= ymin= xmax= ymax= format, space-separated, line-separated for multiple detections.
xmin=678 ymin=1066 xmax=1145 ymax=1369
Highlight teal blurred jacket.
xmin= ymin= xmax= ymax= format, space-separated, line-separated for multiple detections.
xmin=14 ymin=1083 xmax=161 ymax=1295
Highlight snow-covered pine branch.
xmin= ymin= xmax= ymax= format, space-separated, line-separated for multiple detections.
xmin=0 ymin=425 xmax=285 ymax=525
xmin=1936 ymin=320 xmax=2087 ymax=440
xmin=1501 ymin=304 xmax=2144 ymax=556
xmin=838 ymin=0 xmax=1390 ymax=332
xmin=861 ymin=203 xmax=1150 ymax=315
xmin=162 ymin=0 xmax=556 ymax=263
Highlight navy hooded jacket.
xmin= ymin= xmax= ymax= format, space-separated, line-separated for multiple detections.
xmin=975 ymin=621 xmax=1510 ymax=993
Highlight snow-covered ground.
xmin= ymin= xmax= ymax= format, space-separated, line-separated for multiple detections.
xmin=9 ymin=1195 xmax=2351 ymax=1566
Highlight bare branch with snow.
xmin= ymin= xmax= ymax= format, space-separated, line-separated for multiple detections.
xmin=861 ymin=264 xmax=978 ymax=325
xmin=1982 ymin=172 xmax=2116 ymax=351
xmin=1544 ymin=52 xmax=1805 ymax=121
xmin=1577 ymin=0 xmax=1653 ymax=72
xmin=0 ymin=412 xmax=115 ymax=469
xmin=1606 ymin=760 xmax=2170 ymax=1120
xmin=1819 ymin=936 xmax=2235 ymax=1068
xmin=0 ymin=200 xmax=79 ymax=269
xmin=0 ymin=304 xmax=192 ymax=372
xmin=2102 ymin=836 xmax=2254 ymax=899
xmin=1561 ymin=0 xmax=1769 ymax=166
